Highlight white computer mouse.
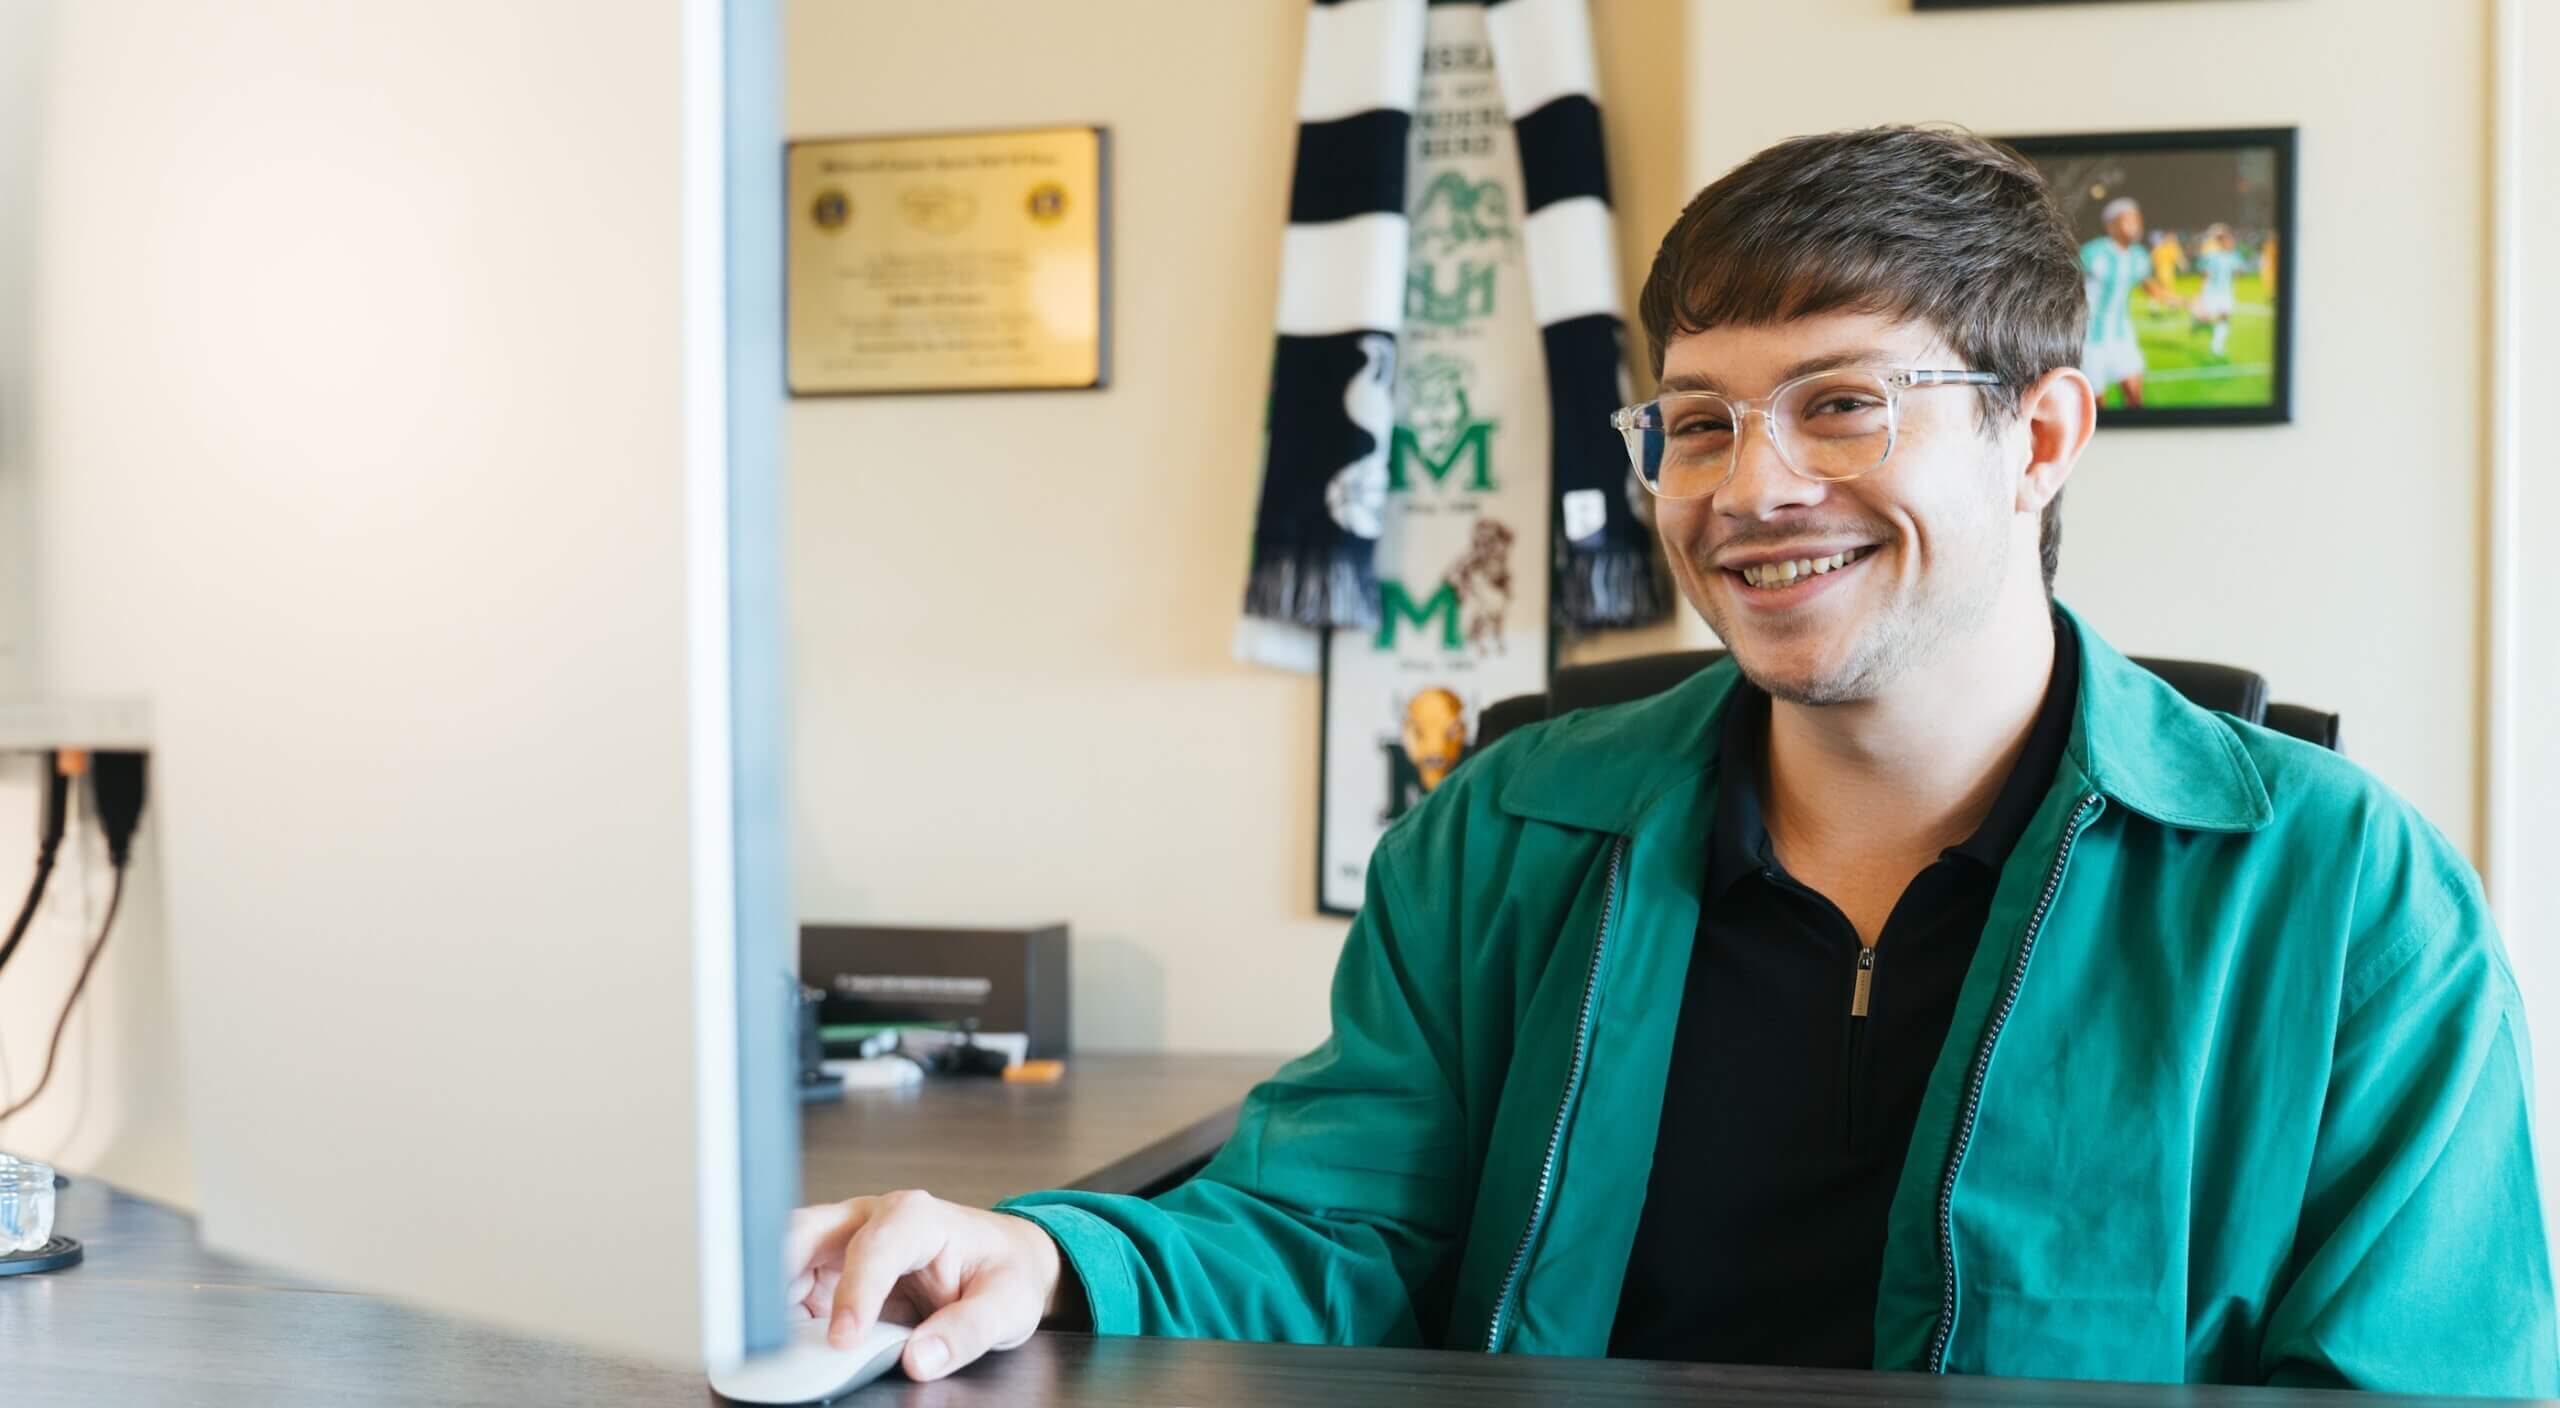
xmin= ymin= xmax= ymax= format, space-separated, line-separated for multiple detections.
xmin=707 ymin=1316 xmax=913 ymax=1405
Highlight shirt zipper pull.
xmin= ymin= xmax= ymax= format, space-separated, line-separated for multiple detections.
xmin=1852 ymin=945 xmax=1876 ymax=1018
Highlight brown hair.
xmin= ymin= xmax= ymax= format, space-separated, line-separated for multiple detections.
xmin=1637 ymin=125 xmax=2084 ymax=591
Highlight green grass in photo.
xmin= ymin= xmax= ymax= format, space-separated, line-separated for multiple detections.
xmin=2094 ymin=272 xmax=2277 ymax=410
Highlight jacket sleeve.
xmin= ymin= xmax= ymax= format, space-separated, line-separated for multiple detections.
xmin=994 ymin=824 xmax=1472 ymax=1345
xmin=2259 ymin=851 xmax=2560 ymax=1395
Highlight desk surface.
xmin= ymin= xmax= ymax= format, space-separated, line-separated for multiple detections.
xmin=13 ymin=1053 xmax=2552 ymax=1407
xmin=799 ymin=1050 xmax=1279 ymax=1208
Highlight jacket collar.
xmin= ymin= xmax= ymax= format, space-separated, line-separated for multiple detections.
xmin=2063 ymin=604 xmax=2272 ymax=832
xmin=1496 ymin=600 xmax=2272 ymax=837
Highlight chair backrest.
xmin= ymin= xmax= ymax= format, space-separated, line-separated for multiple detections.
xmin=2263 ymin=701 xmax=2342 ymax=753
xmin=1475 ymin=650 xmax=2340 ymax=755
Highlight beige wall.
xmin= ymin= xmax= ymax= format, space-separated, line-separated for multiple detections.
xmin=786 ymin=0 xmax=1329 ymax=1054
xmin=0 ymin=0 xmax=187 ymax=1208
xmin=0 ymin=0 xmax=45 ymax=694
xmin=784 ymin=1 xmax=1688 ymax=1055
xmin=2499 ymin=0 xmax=2560 ymax=1263
xmin=1681 ymin=0 xmax=2490 ymax=862
xmin=2513 ymin=6 xmax=2560 ymax=944
xmin=792 ymin=0 xmax=2501 ymax=1054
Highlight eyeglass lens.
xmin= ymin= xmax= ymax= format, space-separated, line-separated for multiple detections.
xmin=1630 ymin=371 xmax=1897 ymax=497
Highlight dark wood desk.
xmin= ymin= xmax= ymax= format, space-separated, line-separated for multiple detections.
xmin=10 ymin=1051 xmax=1282 ymax=1405
xmin=12 ymin=1054 xmax=2551 ymax=1407
xmin=799 ymin=1050 xmax=1278 ymax=1208
xmin=737 ymin=1336 xmax=2555 ymax=1408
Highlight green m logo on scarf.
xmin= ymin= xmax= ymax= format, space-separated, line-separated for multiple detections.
xmin=1388 ymin=354 xmax=1498 ymax=493
xmin=1375 ymin=580 xmax=1462 ymax=651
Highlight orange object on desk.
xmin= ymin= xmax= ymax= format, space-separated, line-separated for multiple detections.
xmin=1003 ymin=1059 xmax=1065 ymax=1084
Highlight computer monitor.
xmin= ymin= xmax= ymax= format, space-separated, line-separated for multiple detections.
xmin=3 ymin=0 xmax=796 ymax=1370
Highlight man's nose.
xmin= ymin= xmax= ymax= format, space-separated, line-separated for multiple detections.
xmin=1710 ymin=410 xmax=1828 ymax=521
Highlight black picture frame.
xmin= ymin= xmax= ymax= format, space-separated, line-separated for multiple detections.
xmin=1316 ymin=630 xmax=1347 ymax=918
xmin=2002 ymin=126 xmax=2297 ymax=428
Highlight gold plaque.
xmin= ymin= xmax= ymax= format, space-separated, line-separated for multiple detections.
xmin=787 ymin=126 xmax=1108 ymax=395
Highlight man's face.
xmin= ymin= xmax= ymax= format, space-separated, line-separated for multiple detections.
xmin=1651 ymin=310 xmax=2030 ymax=706
xmin=2109 ymin=205 xmax=2144 ymax=243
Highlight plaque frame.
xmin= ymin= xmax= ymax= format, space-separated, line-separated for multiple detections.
xmin=784 ymin=124 xmax=1112 ymax=397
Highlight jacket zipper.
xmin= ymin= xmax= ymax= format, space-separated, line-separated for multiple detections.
xmin=1483 ymin=835 xmax=1627 ymax=1352
xmin=1925 ymin=793 xmax=2102 ymax=1373
xmin=1848 ymin=944 xmax=1876 ymax=1146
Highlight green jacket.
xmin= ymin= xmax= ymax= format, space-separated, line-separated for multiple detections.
xmin=1002 ymin=606 xmax=2557 ymax=1394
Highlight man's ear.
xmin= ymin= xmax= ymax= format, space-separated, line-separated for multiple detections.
xmin=2014 ymin=366 xmax=2098 ymax=515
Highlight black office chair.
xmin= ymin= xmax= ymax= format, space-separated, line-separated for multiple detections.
xmin=1475 ymin=650 xmax=2341 ymax=755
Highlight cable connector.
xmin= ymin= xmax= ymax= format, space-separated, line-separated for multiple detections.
xmin=90 ymin=752 xmax=146 ymax=870
xmin=39 ymin=751 xmax=70 ymax=849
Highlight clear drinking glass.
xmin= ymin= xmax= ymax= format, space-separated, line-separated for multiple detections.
xmin=0 ymin=1153 xmax=58 ymax=1252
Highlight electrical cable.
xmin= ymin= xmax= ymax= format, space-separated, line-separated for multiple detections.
xmin=0 ymin=752 xmax=147 ymax=1130
xmin=0 ymin=864 xmax=123 ymax=1127
xmin=0 ymin=753 xmax=73 ymax=981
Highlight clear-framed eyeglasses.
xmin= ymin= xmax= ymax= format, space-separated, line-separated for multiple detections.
xmin=1609 ymin=367 xmax=2004 ymax=500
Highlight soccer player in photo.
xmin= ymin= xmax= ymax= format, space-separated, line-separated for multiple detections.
xmin=2150 ymin=226 xmax=2187 ymax=292
xmin=2191 ymin=223 xmax=2244 ymax=361
xmin=2079 ymin=196 xmax=2164 ymax=408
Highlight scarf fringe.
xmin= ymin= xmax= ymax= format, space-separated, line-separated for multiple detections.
xmin=1555 ymin=543 xmax=1674 ymax=634
xmin=1243 ymin=549 xmax=1381 ymax=631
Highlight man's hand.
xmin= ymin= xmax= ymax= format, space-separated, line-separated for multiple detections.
xmin=782 ymin=1191 xmax=1065 ymax=1383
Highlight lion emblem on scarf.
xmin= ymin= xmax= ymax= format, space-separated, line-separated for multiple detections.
xmin=1443 ymin=518 xmax=1515 ymax=658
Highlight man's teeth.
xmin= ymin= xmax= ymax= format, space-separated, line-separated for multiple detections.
xmin=1739 ymin=547 xmax=1868 ymax=588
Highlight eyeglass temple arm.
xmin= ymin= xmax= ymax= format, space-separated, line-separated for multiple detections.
xmin=1614 ymin=370 xmax=2004 ymax=424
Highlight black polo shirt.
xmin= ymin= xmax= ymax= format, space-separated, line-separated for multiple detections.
xmin=1609 ymin=616 xmax=2080 ymax=1368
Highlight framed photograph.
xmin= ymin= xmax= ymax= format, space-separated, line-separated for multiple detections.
xmin=2002 ymin=127 xmax=2296 ymax=426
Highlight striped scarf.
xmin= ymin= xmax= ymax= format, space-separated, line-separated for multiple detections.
xmin=1239 ymin=0 xmax=1670 ymax=668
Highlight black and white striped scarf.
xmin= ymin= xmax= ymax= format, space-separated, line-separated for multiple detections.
xmin=1239 ymin=0 xmax=1671 ymax=660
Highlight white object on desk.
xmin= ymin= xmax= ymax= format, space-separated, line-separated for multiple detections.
xmin=821 ymin=1056 xmax=924 ymax=1090
xmin=708 ymin=1316 xmax=911 ymax=1404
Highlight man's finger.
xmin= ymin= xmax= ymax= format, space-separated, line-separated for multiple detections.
xmin=903 ymin=1275 xmax=1039 ymax=1382
xmin=828 ymin=1194 xmax=946 ymax=1347
xmin=781 ymin=1199 xmax=871 ymax=1285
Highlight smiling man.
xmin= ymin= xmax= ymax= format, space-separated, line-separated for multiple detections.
xmin=785 ymin=126 xmax=2556 ymax=1395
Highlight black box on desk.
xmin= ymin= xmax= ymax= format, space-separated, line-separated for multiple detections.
xmin=800 ymin=922 xmax=1070 ymax=1058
